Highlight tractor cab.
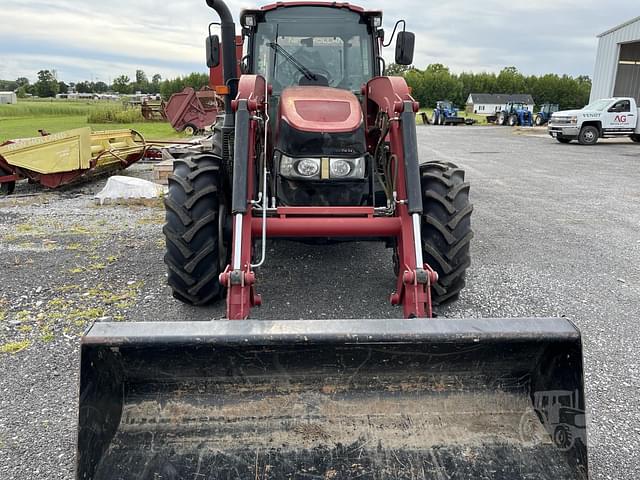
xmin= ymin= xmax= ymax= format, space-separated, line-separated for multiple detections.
xmin=207 ymin=3 xmax=415 ymax=207
xmin=242 ymin=5 xmax=380 ymax=94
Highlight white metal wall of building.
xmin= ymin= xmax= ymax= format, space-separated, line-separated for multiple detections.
xmin=590 ymin=16 xmax=640 ymax=102
xmin=0 ymin=91 xmax=17 ymax=105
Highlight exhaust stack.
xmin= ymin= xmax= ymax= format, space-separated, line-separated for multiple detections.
xmin=206 ymin=0 xmax=238 ymax=113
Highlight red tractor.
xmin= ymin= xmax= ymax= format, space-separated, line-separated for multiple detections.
xmin=75 ymin=2 xmax=588 ymax=479
xmin=165 ymin=2 xmax=469 ymax=319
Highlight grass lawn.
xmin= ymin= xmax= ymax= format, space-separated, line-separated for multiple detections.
xmin=0 ymin=100 xmax=182 ymax=142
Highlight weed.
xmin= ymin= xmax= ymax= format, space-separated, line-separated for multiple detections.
xmin=48 ymin=298 xmax=71 ymax=309
xmin=41 ymin=328 xmax=55 ymax=342
xmin=57 ymin=285 xmax=80 ymax=293
xmin=0 ymin=340 xmax=31 ymax=354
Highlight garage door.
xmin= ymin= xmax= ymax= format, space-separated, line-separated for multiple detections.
xmin=614 ymin=42 xmax=640 ymax=103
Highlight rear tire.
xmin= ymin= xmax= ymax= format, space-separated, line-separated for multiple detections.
xmin=631 ymin=134 xmax=640 ymax=143
xmin=556 ymin=136 xmax=572 ymax=144
xmin=0 ymin=168 xmax=15 ymax=196
xmin=420 ymin=162 xmax=473 ymax=305
xmin=508 ymin=114 xmax=517 ymax=127
xmin=163 ymin=153 xmax=227 ymax=305
xmin=0 ymin=181 xmax=15 ymax=196
xmin=535 ymin=115 xmax=543 ymax=126
xmin=578 ymin=125 xmax=599 ymax=145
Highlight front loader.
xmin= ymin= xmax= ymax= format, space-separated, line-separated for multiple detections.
xmin=77 ymin=2 xmax=589 ymax=479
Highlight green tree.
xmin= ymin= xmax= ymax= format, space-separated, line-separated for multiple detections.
xmin=151 ymin=73 xmax=162 ymax=92
xmin=159 ymin=72 xmax=209 ymax=99
xmin=34 ymin=70 xmax=59 ymax=97
xmin=58 ymin=81 xmax=69 ymax=94
xmin=94 ymin=81 xmax=109 ymax=93
xmin=133 ymin=69 xmax=149 ymax=93
xmin=385 ymin=63 xmax=413 ymax=76
xmin=112 ymin=75 xmax=131 ymax=94
xmin=15 ymin=77 xmax=29 ymax=88
xmin=75 ymin=81 xmax=92 ymax=93
xmin=496 ymin=66 xmax=526 ymax=94
xmin=16 ymin=86 xmax=28 ymax=98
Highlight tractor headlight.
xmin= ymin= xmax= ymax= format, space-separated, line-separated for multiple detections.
xmin=297 ymin=158 xmax=320 ymax=177
xmin=279 ymin=154 xmax=366 ymax=180
xmin=330 ymin=159 xmax=351 ymax=178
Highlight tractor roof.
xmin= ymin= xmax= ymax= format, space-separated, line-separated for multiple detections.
xmin=259 ymin=2 xmax=380 ymax=15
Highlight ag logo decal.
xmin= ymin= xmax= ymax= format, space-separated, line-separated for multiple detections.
xmin=614 ymin=115 xmax=627 ymax=122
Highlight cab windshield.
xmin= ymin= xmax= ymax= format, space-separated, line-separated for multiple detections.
xmin=582 ymin=99 xmax=611 ymax=111
xmin=253 ymin=6 xmax=374 ymax=94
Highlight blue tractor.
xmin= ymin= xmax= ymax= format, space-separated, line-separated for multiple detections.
xmin=534 ymin=103 xmax=559 ymax=126
xmin=431 ymin=100 xmax=465 ymax=125
xmin=494 ymin=102 xmax=533 ymax=127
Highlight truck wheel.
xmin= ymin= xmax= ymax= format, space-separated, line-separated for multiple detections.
xmin=163 ymin=153 xmax=228 ymax=305
xmin=508 ymin=115 xmax=517 ymax=127
xmin=420 ymin=162 xmax=473 ymax=305
xmin=578 ymin=125 xmax=599 ymax=145
xmin=535 ymin=115 xmax=543 ymax=126
xmin=183 ymin=124 xmax=197 ymax=136
xmin=556 ymin=136 xmax=572 ymax=144
xmin=631 ymin=134 xmax=640 ymax=143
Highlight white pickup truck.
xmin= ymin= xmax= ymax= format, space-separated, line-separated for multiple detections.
xmin=548 ymin=97 xmax=640 ymax=145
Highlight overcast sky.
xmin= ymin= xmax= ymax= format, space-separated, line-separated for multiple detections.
xmin=0 ymin=0 xmax=637 ymax=84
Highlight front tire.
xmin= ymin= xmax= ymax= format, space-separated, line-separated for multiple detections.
xmin=578 ymin=125 xmax=599 ymax=145
xmin=556 ymin=136 xmax=572 ymax=144
xmin=508 ymin=114 xmax=517 ymax=127
xmin=497 ymin=112 xmax=505 ymax=125
xmin=163 ymin=153 xmax=227 ymax=305
xmin=535 ymin=115 xmax=543 ymax=126
xmin=420 ymin=162 xmax=473 ymax=305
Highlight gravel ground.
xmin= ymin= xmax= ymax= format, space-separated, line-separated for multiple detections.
xmin=1 ymin=127 xmax=639 ymax=479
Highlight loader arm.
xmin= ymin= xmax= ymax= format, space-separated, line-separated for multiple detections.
xmin=220 ymin=74 xmax=436 ymax=319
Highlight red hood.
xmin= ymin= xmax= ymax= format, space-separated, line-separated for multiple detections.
xmin=279 ymin=87 xmax=363 ymax=133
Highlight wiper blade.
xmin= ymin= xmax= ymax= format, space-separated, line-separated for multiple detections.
xmin=268 ymin=42 xmax=317 ymax=81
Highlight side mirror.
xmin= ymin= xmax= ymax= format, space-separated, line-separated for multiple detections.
xmin=206 ymin=35 xmax=220 ymax=68
xmin=395 ymin=31 xmax=415 ymax=66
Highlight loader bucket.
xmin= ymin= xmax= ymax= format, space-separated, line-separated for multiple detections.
xmin=77 ymin=318 xmax=588 ymax=480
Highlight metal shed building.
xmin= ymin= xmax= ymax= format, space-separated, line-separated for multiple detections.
xmin=0 ymin=91 xmax=17 ymax=104
xmin=590 ymin=16 xmax=640 ymax=103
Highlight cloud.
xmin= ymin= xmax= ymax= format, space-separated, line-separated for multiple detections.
xmin=1 ymin=0 xmax=638 ymax=82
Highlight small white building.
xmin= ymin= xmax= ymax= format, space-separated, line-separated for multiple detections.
xmin=466 ymin=93 xmax=535 ymax=115
xmin=0 ymin=91 xmax=17 ymax=104
xmin=590 ymin=16 xmax=640 ymax=103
